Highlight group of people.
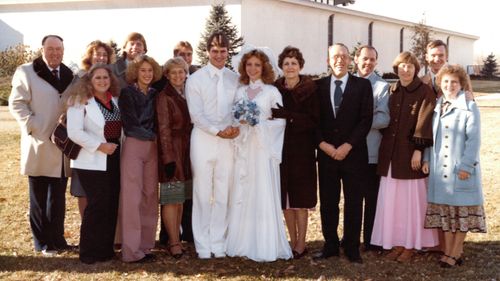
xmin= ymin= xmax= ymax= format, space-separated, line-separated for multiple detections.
xmin=8 ymin=30 xmax=486 ymax=268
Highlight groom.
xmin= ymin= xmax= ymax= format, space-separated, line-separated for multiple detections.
xmin=185 ymin=31 xmax=240 ymax=259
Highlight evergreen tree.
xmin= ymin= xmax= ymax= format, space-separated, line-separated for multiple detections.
xmin=410 ymin=17 xmax=433 ymax=74
xmin=480 ymin=53 xmax=498 ymax=78
xmin=108 ymin=40 xmax=121 ymax=59
xmin=196 ymin=3 xmax=244 ymax=69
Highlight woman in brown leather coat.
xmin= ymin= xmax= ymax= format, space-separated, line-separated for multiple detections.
xmin=156 ymin=57 xmax=193 ymax=259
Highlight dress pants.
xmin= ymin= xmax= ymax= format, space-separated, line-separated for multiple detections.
xmin=120 ymin=137 xmax=158 ymax=262
xmin=318 ymin=152 xmax=364 ymax=256
xmin=77 ymin=146 xmax=120 ymax=262
xmin=362 ymin=163 xmax=380 ymax=247
xmin=28 ymin=175 xmax=68 ymax=251
xmin=191 ymin=128 xmax=234 ymax=257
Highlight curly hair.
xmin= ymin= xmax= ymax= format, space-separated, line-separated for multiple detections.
xmin=436 ymin=64 xmax=471 ymax=92
xmin=125 ymin=55 xmax=162 ymax=85
xmin=278 ymin=46 xmax=305 ymax=69
xmin=392 ymin=51 xmax=420 ymax=78
xmin=81 ymin=40 xmax=115 ymax=71
xmin=238 ymin=49 xmax=275 ymax=85
xmin=68 ymin=63 xmax=120 ymax=107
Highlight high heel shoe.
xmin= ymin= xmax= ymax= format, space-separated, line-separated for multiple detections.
xmin=438 ymin=254 xmax=451 ymax=267
xmin=440 ymin=255 xmax=463 ymax=268
xmin=451 ymin=256 xmax=463 ymax=266
xmin=168 ymin=243 xmax=183 ymax=259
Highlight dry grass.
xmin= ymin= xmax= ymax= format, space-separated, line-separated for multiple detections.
xmin=0 ymin=101 xmax=499 ymax=281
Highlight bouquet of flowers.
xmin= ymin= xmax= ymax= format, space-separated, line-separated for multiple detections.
xmin=232 ymin=99 xmax=260 ymax=126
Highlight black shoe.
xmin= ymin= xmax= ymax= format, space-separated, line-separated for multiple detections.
xmin=293 ymin=248 xmax=308 ymax=259
xmin=133 ymin=253 xmax=156 ymax=263
xmin=57 ymin=244 xmax=79 ymax=252
xmin=364 ymin=244 xmax=383 ymax=252
xmin=346 ymin=253 xmax=363 ymax=264
xmin=313 ymin=249 xmax=339 ymax=260
xmin=345 ymin=250 xmax=363 ymax=264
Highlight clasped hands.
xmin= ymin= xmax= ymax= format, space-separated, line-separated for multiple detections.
xmin=319 ymin=141 xmax=352 ymax=160
xmin=217 ymin=126 xmax=240 ymax=139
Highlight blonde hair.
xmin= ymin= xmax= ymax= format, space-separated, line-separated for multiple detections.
xmin=163 ymin=57 xmax=189 ymax=76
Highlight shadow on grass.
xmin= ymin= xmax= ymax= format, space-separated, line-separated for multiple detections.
xmin=0 ymin=240 xmax=498 ymax=280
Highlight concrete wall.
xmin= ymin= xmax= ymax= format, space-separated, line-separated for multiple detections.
xmin=0 ymin=0 xmax=476 ymax=75
xmin=241 ymin=0 xmax=330 ymax=75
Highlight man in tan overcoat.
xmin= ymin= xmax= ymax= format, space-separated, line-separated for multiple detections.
xmin=9 ymin=35 xmax=75 ymax=256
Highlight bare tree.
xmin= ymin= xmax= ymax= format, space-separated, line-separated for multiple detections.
xmin=410 ymin=17 xmax=433 ymax=74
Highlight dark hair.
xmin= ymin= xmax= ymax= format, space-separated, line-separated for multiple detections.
xmin=355 ymin=45 xmax=378 ymax=59
xmin=392 ymin=51 xmax=420 ymax=77
xmin=42 ymin=35 xmax=63 ymax=45
xmin=122 ymin=32 xmax=148 ymax=53
xmin=125 ymin=55 xmax=162 ymax=85
xmin=278 ymin=46 xmax=305 ymax=69
xmin=81 ymin=40 xmax=115 ymax=71
xmin=238 ymin=49 xmax=275 ymax=85
xmin=206 ymin=31 xmax=229 ymax=51
xmin=173 ymin=41 xmax=193 ymax=56
xmin=426 ymin=40 xmax=448 ymax=55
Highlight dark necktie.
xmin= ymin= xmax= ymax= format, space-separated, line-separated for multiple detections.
xmin=441 ymin=100 xmax=451 ymax=116
xmin=334 ymin=80 xmax=343 ymax=116
xmin=52 ymin=69 xmax=59 ymax=80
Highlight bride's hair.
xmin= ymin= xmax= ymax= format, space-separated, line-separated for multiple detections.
xmin=238 ymin=49 xmax=275 ymax=85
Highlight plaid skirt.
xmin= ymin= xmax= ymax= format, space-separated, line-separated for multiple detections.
xmin=424 ymin=203 xmax=487 ymax=233
xmin=159 ymin=180 xmax=192 ymax=205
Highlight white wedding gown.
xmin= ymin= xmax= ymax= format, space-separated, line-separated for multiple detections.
xmin=226 ymin=80 xmax=293 ymax=262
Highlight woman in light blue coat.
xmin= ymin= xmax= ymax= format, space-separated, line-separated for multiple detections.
xmin=423 ymin=64 xmax=486 ymax=268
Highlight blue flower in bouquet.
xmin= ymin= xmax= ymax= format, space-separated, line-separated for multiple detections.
xmin=232 ymin=99 xmax=260 ymax=126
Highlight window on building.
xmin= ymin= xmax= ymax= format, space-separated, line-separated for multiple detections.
xmin=368 ymin=22 xmax=373 ymax=46
xmin=400 ymin=27 xmax=404 ymax=52
xmin=446 ymin=36 xmax=450 ymax=57
xmin=328 ymin=14 xmax=334 ymax=46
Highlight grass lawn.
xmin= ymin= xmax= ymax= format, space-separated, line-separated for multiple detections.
xmin=0 ymin=99 xmax=499 ymax=280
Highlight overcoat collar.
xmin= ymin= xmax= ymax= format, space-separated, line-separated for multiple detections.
xmin=33 ymin=56 xmax=74 ymax=93
xmin=275 ymin=75 xmax=317 ymax=103
xmin=391 ymin=76 xmax=424 ymax=94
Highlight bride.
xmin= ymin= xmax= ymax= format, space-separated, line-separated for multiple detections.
xmin=226 ymin=48 xmax=293 ymax=262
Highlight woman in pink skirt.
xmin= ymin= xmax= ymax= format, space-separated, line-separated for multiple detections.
xmin=371 ymin=51 xmax=438 ymax=262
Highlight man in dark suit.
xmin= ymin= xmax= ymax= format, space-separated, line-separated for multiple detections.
xmin=314 ymin=43 xmax=373 ymax=263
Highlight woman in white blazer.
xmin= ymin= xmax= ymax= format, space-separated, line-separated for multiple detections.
xmin=67 ymin=64 xmax=122 ymax=264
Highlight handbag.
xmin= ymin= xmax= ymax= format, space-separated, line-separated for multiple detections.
xmin=50 ymin=113 xmax=82 ymax=160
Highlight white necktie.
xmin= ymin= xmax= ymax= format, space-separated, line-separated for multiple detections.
xmin=216 ymin=71 xmax=226 ymax=119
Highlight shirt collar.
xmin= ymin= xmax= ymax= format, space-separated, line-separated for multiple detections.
xmin=207 ymin=62 xmax=225 ymax=78
xmin=331 ymin=73 xmax=348 ymax=85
